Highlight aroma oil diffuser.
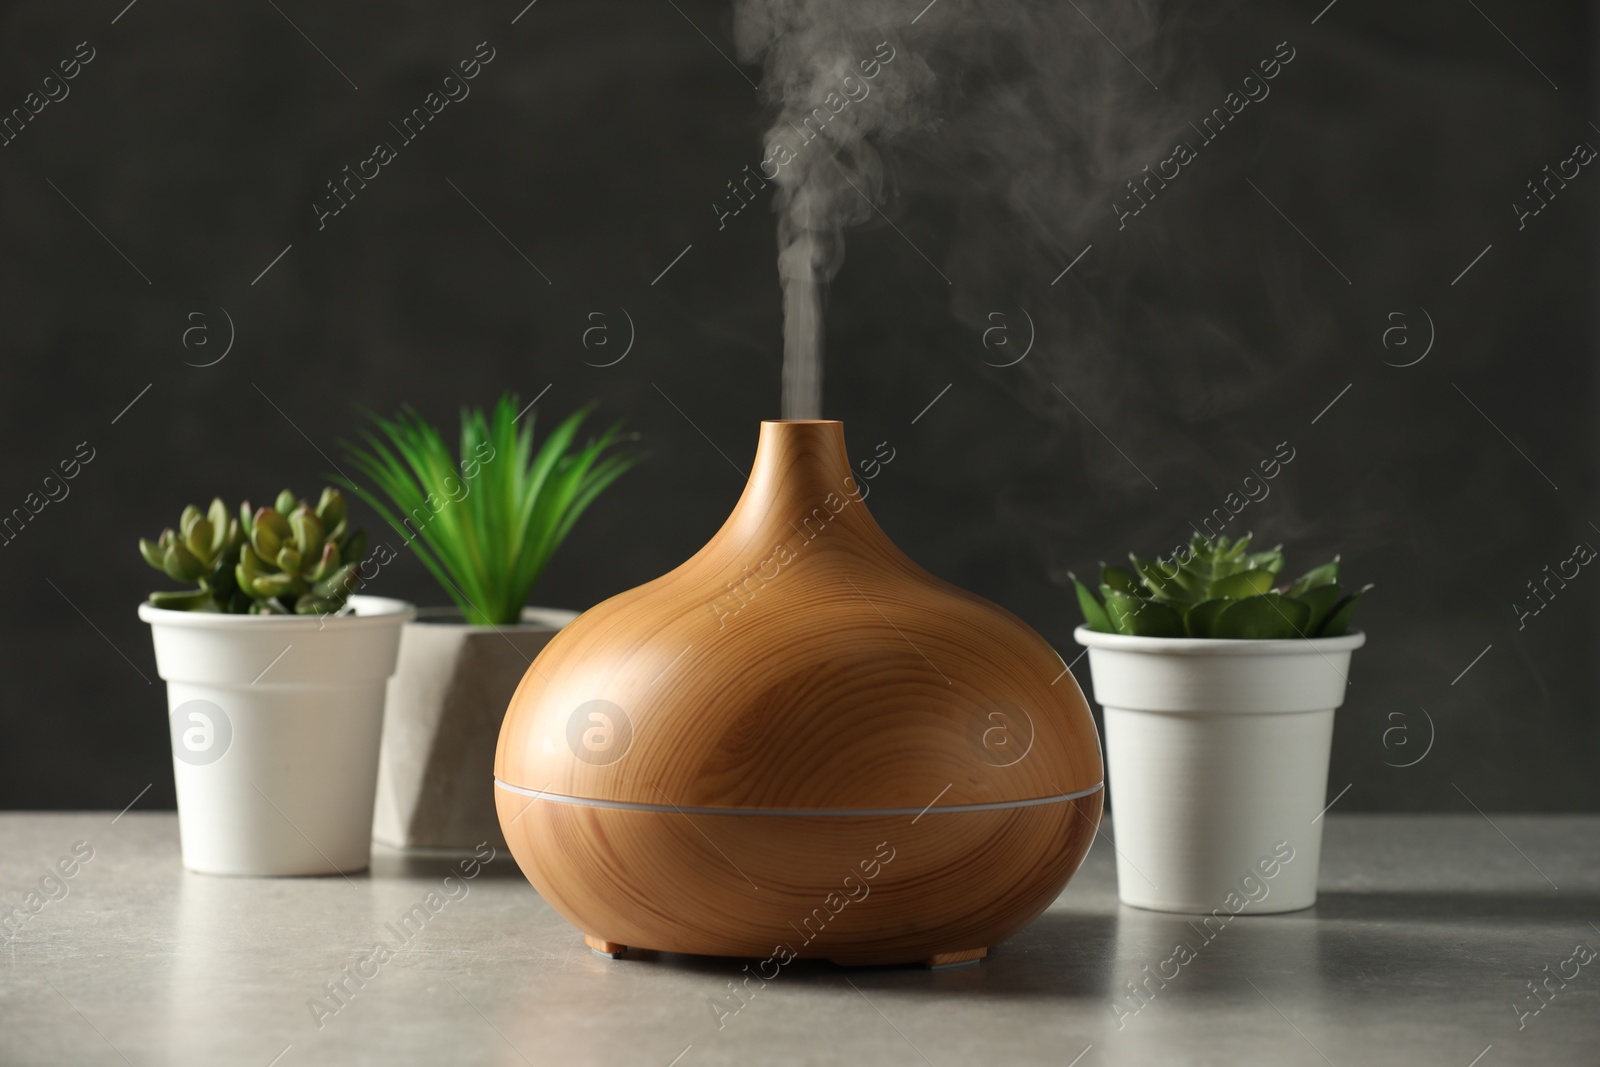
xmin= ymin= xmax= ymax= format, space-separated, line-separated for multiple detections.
xmin=495 ymin=420 xmax=1103 ymax=965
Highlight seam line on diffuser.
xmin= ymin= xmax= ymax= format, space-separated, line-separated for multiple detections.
xmin=492 ymin=779 xmax=1103 ymax=816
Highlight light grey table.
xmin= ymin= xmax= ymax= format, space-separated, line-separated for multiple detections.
xmin=2 ymin=813 xmax=1595 ymax=1066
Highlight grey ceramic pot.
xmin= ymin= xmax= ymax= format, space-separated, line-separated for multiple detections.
xmin=372 ymin=606 xmax=577 ymax=849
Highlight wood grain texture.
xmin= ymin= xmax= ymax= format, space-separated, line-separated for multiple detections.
xmin=496 ymin=789 xmax=1102 ymax=965
xmin=496 ymin=420 xmax=1102 ymax=809
xmin=494 ymin=419 xmax=1104 ymax=961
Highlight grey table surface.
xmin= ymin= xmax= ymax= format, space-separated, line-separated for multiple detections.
xmin=1 ymin=813 xmax=1596 ymax=1067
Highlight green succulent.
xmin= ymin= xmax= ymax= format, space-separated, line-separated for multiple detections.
xmin=140 ymin=488 xmax=366 ymax=615
xmin=1072 ymin=533 xmax=1370 ymax=640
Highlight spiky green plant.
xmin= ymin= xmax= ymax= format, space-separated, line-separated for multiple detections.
xmin=1072 ymin=533 xmax=1370 ymax=639
xmin=140 ymin=488 xmax=365 ymax=614
xmin=338 ymin=396 xmax=639 ymax=626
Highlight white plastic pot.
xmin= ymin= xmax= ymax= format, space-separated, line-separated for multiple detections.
xmin=372 ymin=606 xmax=577 ymax=850
xmin=140 ymin=596 xmax=414 ymax=876
xmin=1075 ymin=627 xmax=1365 ymax=914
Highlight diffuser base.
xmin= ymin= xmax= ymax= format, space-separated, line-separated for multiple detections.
xmin=577 ymin=935 xmax=989 ymax=969
xmin=584 ymin=935 xmax=625 ymax=958
xmin=497 ymin=787 xmax=1101 ymax=968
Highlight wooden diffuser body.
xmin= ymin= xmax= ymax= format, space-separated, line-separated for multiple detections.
xmin=495 ymin=420 xmax=1103 ymax=966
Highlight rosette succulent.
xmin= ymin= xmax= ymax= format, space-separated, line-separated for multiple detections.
xmin=1072 ymin=533 xmax=1369 ymax=639
xmin=140 ymin=488 xmax=366 ymax=614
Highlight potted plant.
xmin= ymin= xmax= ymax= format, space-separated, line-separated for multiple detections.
xmin=138 ymin=489 xmax=413 ymax=876
xmin=1072 ymin=533 xmax=1370 ymax=913
xmin=339 ymin=395 xmax=639 ymax=850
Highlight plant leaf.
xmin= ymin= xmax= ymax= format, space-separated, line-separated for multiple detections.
xmin=138 ymin=538 xmax=166 ymax=571
xmin=1106 ymin=591 xmax=1186 ymax=637
xmin=206 ymin=498 xmax=231 ymax=557
xmin=1170 ymin=561 xmax=1213 ymax=597
xmin=1240 ymin=548 xmax=1285 ymax=576
xmin=1286 ymin=558 xmax=1341 ymax=598
xmin=1183 ymin=598 xmax=1230 ymax=638
xmin=341 ymin=396 xmax=638 ymax=625
xmin=1212 ymin=593 xmax=1311 ymax=640
xmin=163 ymin=541 xmax=203 ymax=583
xmin=1299 ymin=584 xmax=1345 ymax=636
xmin=1129 ymin=555 xmax=1198 ymax=605
xmin=1210 ymin=568 xmax=1277 ymax=599
xmin=148 ymin=589 xmax=214 ymax=611
xmin=1101 ymin=565 xmax=1142 ymax=598
xmin=1317 ymin=584 xmax=1372 ymax=637
xmin=1072 ymin=575 xmax=1111 ymax=633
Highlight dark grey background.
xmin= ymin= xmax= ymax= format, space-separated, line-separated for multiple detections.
xmin=0 ymin=0 xmax=1592 ymax=812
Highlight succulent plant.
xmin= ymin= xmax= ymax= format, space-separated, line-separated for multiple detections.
xmin=140 ymin=488 xmax=366 ymax=615
xmin=1072 ymin=533 xmax=1369 ymax=640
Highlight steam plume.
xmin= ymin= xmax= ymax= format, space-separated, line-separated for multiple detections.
xmin=736 ymin=0 xmax=1176 ymax=421
xmin=735 ymin=3 xmax=935 ymax=419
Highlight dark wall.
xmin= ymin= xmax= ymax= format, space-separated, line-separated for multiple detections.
xmin=0 ymin=0 xmax=1593 ymax=812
